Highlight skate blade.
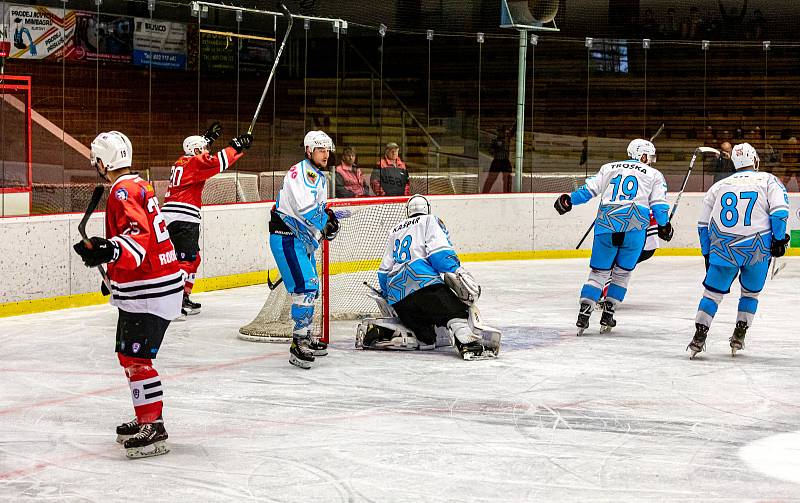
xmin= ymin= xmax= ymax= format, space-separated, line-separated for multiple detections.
xmin=185 ymin=309 xmax=200 ymax=316
xmin=600 ymin=325 xmax=614 ymax=334
xmin=116 ymin=434 xmax=136 ymax=444
xmin=289 ymin=355 xmax=313 ymax=369
xmin=461 ymin=350 xmax=498 ymax=361
xmin=312 ymin=349 xmax=328 ymax=357
xmin=577 ymin=328 xmax=587 ymax=336
xmin=125 ymin=441 xmax=169 ymax=459
xmin=688 ymin=350 xmax=700 ymax=360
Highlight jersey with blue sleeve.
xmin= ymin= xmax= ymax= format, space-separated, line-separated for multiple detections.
xmin=377 ymin=214 xmax=461 ymax=305
xmin=274 ymin=159 xmax=329 ymax=251
xmin=698 ymin=170 xmax=789 ymax=267
xmin=570 ymin=159 xmax=670 ymax=234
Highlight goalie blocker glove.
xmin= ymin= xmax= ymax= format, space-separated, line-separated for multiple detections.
xmin=73 ymin=236 xmax=119 ymax=267
xmin=203 ymin=121 xmax=222 ymax=146
xmin=229 ymin=133 xmax=253 ymax=153
xmin=771 ymin=235 xmax=790 ymax=258
xmin=554 ymin=193 xmax=572 ymax=215
xmin=657 ymin=221 xmax=674 ymax=241
xmin=322 ymin=207 xmax=340 ymax=241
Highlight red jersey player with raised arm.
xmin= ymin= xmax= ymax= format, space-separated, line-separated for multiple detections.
xmin=73 ymin=131 xmax=182 ymax=459
xmin=161 ymin=122 xmax=253 ymax=316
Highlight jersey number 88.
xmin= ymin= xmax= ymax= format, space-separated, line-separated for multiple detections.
xmin=393 ymin=236 xmax=412 ymax=263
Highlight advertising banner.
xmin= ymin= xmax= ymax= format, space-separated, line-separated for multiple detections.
xmin=133 ymin=17 xmax=186 ymax=70
xmin=7 ymin=5 xmax=75 ymax=60
xmin=68 ymin=11 xmax=133 ymax=62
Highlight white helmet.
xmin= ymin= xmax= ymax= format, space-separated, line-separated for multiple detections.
xmin=183 ymin=135 xmax=208 ymax=156
xmin=304 ymin=130 xmax=335 ymax=152
xmin=627 ymin=138 xmax=657 ymax=164
xmin=731 ymin=142 xmax=760 ymax=171
xmin=90 ymin=131 xmax=132 ymax=171
xmin=406 ymin=194 xmax=430 ymax=217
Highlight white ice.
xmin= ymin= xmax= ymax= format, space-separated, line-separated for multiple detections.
xmin=1 ymin=256 xmax=799 ymax=501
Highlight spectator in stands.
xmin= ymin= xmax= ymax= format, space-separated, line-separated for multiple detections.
xmin=659 ymin=8 xmax=680 ymax=38
xmin=640 ymin=9 xmax=658 ymax=37
xmin=711 ymin=141 xmax=735 ymax=183
xmin=780 ymin=137 xmax=800 ymax=191
xmin=482 ymin=126 xmax=513 ymax=193
xmin=335 ymin=147 xmax=369 ymax=198
xmin=682 ymin=7 xmax=704 ymax=39
xmin=579 ymin=139 xmax=589 ymax=170
xmin=749 ymin=9 xmax=767 ymax=40
xmin=717 ymin=0 xmax=748 ymax=39
xmin=371 ymin=142 xmax=410 ymax=196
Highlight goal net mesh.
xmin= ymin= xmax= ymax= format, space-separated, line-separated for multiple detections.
xmin=238 ymin=197 xmax=409 ymax=342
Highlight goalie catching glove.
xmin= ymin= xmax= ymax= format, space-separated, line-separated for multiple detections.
xmin=444 ymin=267 xmax=481 ymax=305
xmin=73 ymin=237 xmax=119 ymax=267
xmin=322 ymin=208 xmax=340 ymax=241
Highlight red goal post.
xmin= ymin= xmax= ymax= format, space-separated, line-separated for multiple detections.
xmin=239 ymin=195 xmax=412 ymax=344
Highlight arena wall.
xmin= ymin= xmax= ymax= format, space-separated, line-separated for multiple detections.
xmin=1 ymin=193 xmax=798 ymax=316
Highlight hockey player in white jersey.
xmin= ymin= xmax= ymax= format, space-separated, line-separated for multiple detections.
xmin=269 ymin=131 xmax=339 ymax=369
xmin=360 ymin=195 xmax=499 ymax=360
xmin=554 ymin=139 xmax=674 ymax=335
xmin=687 ymin=142 xmax=790 ymax=358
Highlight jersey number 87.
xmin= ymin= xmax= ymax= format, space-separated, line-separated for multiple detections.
xmin=719 ymin=191 xmax=758 ymax=227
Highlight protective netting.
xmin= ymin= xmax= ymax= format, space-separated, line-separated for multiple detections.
xmin=238 ymin=197 xmax=408 ymax=342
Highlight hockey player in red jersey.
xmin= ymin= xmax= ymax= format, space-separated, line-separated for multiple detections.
xmin=162 ymin=122 xmax=253 ymax=316
xmin=73 ymin=131 xmax=182 ymax=459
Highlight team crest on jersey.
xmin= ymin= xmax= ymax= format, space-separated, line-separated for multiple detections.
xmin=306 ymin=169 xmax=318 ymax=183
xmin=115 ymin=188 xmax=128 ymax=201
xmin=132 ymin=342 xmax=141 ymax=354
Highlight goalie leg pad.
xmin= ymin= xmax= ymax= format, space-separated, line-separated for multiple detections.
xmin=356 ymin=318 xmax=431 ymax=350
xmin=468 ymin=305 xmax=502 ymax=355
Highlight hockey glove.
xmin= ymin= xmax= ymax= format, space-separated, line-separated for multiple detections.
xmin=229 ymin=133 xmax=253 ymax=153
xmin=203 ymin=121 xmax=222 ymax=145
xmin=322 ymin=208 xmax=340 ymax=241
xmin=770 ymin=235 xmax=790 ymax=258
xmin=657 ymin=222 xmax=674 ymax=242
xmin=554 ymin=194 xmax=572 ymax=215
xmin=73 ymin=237 xmax=119 ymax=267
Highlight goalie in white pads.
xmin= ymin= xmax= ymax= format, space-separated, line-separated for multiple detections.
xmin=356 ymin=195 xmax=501 ymax=360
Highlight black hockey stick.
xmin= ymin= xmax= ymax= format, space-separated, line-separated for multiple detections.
xmin=247 ymin=4 xmax=293 ymax=135
xmin=669 ymin=146 xmax=720 ymax=221
xmin=575 ymin=125 xmax=666 ymax=249
xmin=78 ymin=185 xmax=112 ymax=294
xmin=267 ymin=270 xmax=283 ymax=290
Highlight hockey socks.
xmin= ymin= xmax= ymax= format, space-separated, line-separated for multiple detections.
xmin=119 ymin=354 xmax=164 ymax=424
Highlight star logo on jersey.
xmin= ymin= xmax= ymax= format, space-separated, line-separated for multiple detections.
xmin=708 ymin=220 xmax=743 ymax=266
xmin=733 ymin=233 xmax=771 ymax=266
xmin=115 ymin=188 xmax=128 ymax=201
xmin=597 ymin=204 xmax=648 ymax=232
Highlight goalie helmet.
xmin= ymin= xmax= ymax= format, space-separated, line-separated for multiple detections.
xmin=731 ymin=142 xmax=760 ymax=171
xmin=183 ymin=135 xmax=208 ymax=156
xmin=627 ymin=138 xmax=657 ymax=165
xmin=304 ymin=130 xmax=335 ymax=152
xmin=406 ymin=194 xmax=430 ymax=217
xmin=90 ymin=131 xmax=132 ymax=171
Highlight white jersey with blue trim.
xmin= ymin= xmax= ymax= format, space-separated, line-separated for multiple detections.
xmin=378 ymin=214 xmax=461 ymax=305
xmin=274 ymin=159 xmax=329 ymax=250
xmin=699 ymin=170 xmax=789 ymax=267
xmin=571 ymin=159 xmax=669 ymax=234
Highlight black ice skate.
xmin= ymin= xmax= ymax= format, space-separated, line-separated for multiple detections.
xmin=182 ymin=294 xmax=201 ymax=315
xmin=309 ymin=338 xmax=328 ymax=356
xmin=599 ymin=301 xmax=617 ymax=334
xmin=687 ymin=323 xmax=709 ymax=359
xmin=290 ymin=336 xmax=315 ymax=369
xmin=455 ymin=339 xmax=497 ymax=361
xmin=123 ymin=421 xmax=169 ymax=459
xmin=115 ymin=418 xmax=139 ymax=444
xmin=576 ymin=303 xmax=593 ymax=336
xmin=729 ymin=321 xmax=747 ymax=357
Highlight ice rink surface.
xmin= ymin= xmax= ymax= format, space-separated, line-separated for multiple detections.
xmin=1 ymin=256 xmax=799 ymax=502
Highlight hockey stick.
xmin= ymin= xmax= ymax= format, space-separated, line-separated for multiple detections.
xmin=771 ymin=257 xmax=786 ymax=279
xmin=267 ymin=271 xmax=283 ymax=290
xmin=247 ymin=4 xmax=293 ymax=135
xmin=575 ymin=125 xmax=666 ymax=249
xmin=669 ymin=146 xmax=720 ymax=221
xmin=78 ymin=185 xmax=112 ymax=294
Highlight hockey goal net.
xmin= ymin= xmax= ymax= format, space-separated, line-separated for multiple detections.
xmin=238 ymin=196 xmax=411 ymax=343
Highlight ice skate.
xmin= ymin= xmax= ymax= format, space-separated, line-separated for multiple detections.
xmin=729 ymin=321 xmax=747 ymax=357
xmin=123 ymin=421 xmax=169 ymax=459
xmin=687 ymin=323 xmax=709 ymax=359
xmin=115 ymin=418 xmax=139 ymax=444
xmin=182 ymin=294 xmax=201 ymax=315
xmin=576 ymin=302 xmax=593 ymax=336
xmin=455 ymin=340 xmax=497 ymax=361
xmin=599 ymin=301 xmax=617 ymax=334
xmin=308 ymin=338 xmax=328 ymax=356
xmin=289 ymin=336 xmax=315 ymax=369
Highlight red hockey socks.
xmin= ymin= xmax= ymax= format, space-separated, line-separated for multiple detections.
xmin=118 ymin=354 xmax=163 ymax=424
